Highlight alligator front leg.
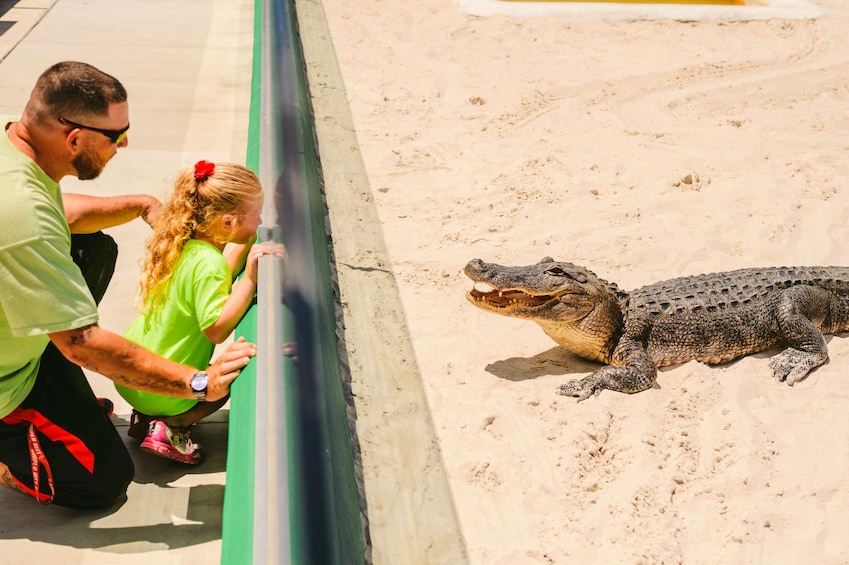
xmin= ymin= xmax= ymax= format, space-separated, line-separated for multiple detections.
xmin=557 ymin=365 xmax=654 ymax=401
xmin=558 ymin=339 xmax=657 ymax=401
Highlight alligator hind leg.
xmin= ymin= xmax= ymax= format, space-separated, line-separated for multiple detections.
xmin=769 ymin=344 xmax=827 ymax=385
xmin=769 ymin=285 xmax=833 ymax=385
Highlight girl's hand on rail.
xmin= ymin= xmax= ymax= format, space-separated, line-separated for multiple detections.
xmin=246 ymin=243 xmax=287 ymax=284
xmin=282 ymin=341 xmax=298 ymax=365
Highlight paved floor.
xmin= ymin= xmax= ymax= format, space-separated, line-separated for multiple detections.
xmin=0 ymin=0 xmax=254 ymax=562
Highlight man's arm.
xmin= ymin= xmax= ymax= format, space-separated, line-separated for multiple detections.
xmin=63 ymin=193 xmax=161 ymax=234
xmin=49 ymin=324 xmax=256 ymax=401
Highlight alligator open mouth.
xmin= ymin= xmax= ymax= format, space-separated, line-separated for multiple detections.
xmin=468 ymin=284 xmax=556 ymax=308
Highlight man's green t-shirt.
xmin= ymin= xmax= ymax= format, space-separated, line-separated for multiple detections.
xmin=0 ymin=117 xmax=99 ymax=418
xmin=116 ymin=239 xmax=230 ymax=416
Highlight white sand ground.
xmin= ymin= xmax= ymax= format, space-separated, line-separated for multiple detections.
xmin=312 ymin=0 xmax=849 ymax=562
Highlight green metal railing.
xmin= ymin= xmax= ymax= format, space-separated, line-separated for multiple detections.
xmin=221 ymin=0 xmax=365 ymax=562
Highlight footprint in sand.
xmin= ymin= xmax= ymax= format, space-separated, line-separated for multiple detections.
xmin=673 ymin=173 xmax=710 ymax=192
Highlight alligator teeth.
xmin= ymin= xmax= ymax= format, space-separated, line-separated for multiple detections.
xmin=498 ymin=290 xmax=503 ymax=298
xmin=473 ymin=283 xmax=496 ymax=293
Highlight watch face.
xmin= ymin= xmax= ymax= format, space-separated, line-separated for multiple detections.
xmin=191 ymin=373 xmax=209 ymax=391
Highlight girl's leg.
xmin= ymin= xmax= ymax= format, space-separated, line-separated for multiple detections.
xmin=162 ymin=396 xmax=230 ymax=429
xmin=138 ymin=398 xmax=229 ymax=465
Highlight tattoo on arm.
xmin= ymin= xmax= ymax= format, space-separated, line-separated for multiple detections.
xmin=1 ymin=468 xmax=24 ymax=493
xmin=113 ymin=374 xmax=186 ymax=393
xmin=67 ymin=325 xmax=96 ymax=346
xmin=58 ymin=325 xmax=187 ymax=395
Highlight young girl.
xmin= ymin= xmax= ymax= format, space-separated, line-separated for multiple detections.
xmin=116 ymin=160 xmax=281 ymax=464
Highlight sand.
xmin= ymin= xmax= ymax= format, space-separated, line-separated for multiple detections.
xmin=308 ymin=0 xmax=849 ymax=562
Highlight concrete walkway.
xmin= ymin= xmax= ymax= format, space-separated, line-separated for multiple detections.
xmin=0 ymin=0 xmax=254 ymax=562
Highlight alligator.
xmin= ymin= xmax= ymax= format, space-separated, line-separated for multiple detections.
xmin=464 ymin=257 xmax=849 ymax=401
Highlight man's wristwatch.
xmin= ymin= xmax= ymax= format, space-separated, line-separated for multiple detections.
xmin=190 ymin=371 xmax=209 ymax=401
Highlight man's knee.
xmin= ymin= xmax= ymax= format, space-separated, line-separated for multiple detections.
xmin=70 ymin=232 xmax=118 ymax=304
xmin=54 ymin=449 xmax=135 ymax=509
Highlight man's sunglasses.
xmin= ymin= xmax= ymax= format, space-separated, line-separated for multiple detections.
xmin=58 ymin=117 xmax=130 ymax=144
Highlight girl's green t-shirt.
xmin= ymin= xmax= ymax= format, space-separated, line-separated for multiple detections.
xmin=116 ymin=239 xmax=230 ymax=416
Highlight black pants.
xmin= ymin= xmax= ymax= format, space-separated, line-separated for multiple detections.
xmin=0 ymin=233 xmax=134 ymax=508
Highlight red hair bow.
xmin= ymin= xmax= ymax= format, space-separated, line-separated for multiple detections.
xmin=194 ymin=160 xmax=215 ymax=181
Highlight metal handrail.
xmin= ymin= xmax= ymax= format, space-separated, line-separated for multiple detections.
xmin=221 ymin=0 xmax=365 ymax=562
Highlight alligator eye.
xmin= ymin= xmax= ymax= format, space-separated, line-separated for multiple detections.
xmin=544 ymin=266 xmax=587 ymax=283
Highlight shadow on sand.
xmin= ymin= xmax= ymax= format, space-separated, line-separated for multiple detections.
xmin=485 ymin=346 xmax=602 ymax=382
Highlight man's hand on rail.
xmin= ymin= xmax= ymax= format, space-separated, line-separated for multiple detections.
xmin=207 ymin=337 xmax=257 ymax=399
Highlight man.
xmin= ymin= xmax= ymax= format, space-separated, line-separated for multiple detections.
xmin=0 ymin=61 xmax=256 ymax=508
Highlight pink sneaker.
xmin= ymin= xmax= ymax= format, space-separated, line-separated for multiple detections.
xmin=140 ymin=420 xmax=203 ymax=465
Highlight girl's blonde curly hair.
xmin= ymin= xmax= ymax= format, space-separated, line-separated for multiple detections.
xmin=137 ymin=161 xmax=263 ymax=314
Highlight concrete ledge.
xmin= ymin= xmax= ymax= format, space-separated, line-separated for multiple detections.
xmin=296 ymin=0 xmax=469 ymax=562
